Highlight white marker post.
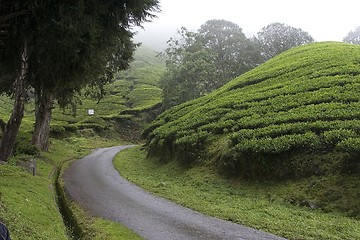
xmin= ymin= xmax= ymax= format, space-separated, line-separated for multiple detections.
xmin=88 ymin=109 xmax=95 ymax=115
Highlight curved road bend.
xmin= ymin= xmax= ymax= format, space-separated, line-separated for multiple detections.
xmin=63 ymin=146 xmax=286 ymax=240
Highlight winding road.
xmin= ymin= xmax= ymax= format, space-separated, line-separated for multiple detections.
xmin=63 ymin=146 xmax=286 ymax=240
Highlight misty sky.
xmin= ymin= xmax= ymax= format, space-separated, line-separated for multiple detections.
xmin=134 ymin=0 xmax=360 ymax=50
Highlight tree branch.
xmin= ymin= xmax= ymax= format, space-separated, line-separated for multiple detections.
xmin=0 ymin=10 xmax=31 ymax=24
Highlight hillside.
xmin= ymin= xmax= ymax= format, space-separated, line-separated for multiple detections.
xmin=0 ymin=45 xmax=164 ymax=148
xmin=1 ymin=42 xmax=359 ymax=239
xmin=144 ymin=42 xmax=360 ymax=179
xmin=49 ymin=45 xmax=165 ymax=141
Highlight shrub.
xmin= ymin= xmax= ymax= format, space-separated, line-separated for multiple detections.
xmin=336 ymin=137 xmax=360 ymax=156
xmin=50 ymin=124 xmax=66 ymax=138
xmin=14 ymin=131 xmax=39 ymax=156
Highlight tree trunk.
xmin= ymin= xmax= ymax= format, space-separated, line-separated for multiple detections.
xmin=31 ymin=91 xmax=54 ymax=151
xmin=0 ymin=41 xmax=28 ymax=162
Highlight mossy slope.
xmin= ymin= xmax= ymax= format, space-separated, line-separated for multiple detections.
xmin=144 ymin=42 xmax=360 ymax=179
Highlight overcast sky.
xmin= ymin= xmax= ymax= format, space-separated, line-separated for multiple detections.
xmin=134 ymin=0 xmax=360 ymax=50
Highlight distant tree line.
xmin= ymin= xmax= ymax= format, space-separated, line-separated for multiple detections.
xmin=343 ymin=26 xmax=360 ymax=44
xmin=160 ymin=20 xmax=360 ymax=109
xmin=159 ymin=20 xmax=315 ymax=109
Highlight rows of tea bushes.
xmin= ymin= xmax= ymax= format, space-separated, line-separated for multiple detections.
xmin=144 ymin=42 xmax=360 ymax=178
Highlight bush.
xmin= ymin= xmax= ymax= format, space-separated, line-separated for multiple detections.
xmin=50 ymin=124 xmax=66 ymax=138
xmin=14 ymin=131 xmax=39 ymax=156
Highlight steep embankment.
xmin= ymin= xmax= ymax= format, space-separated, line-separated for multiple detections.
xmin=144 ymin=42 xmax=360 ymax=180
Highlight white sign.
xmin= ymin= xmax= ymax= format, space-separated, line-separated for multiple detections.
xmin=88 ymin=109 xmax=95 ymax=115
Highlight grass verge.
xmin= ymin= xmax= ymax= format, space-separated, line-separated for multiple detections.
xmin=114 ymin=146 xmax=360 ymax=240
xmin=0 ymin=163 xmax=67 ymax=240
xmin=0 ymin=137 xmax=141 ymax=240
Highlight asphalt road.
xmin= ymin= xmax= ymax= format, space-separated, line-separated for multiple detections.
xmin=63 ymin=146 xmax=286 ymax=240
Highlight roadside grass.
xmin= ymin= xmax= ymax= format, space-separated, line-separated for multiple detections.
xmin=60 ymin=200 xmax=142 ymax=240
xmin=0 ymin=137 xmax=142 ymax=240
xmin=0 ymin=164 xmax=67 ymax=240
xmin=114 ymin=146 xmax=360 ymax=240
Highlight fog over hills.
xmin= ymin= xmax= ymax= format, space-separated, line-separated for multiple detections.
xmin=133 ymin=0 xmax=360 ymax=52
xmin=134 ymin=26 xmax=173 ymax=51
xmin=133 ymin=0 xmax=360 ymax=51
xmin=134 ymin=25 xmax=256 ymax=51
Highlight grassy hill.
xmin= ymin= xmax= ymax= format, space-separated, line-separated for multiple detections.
xmin=143 ymin=42 xmax=360 ymax=216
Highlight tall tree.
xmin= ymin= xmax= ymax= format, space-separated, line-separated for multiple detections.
xmin=0 ymin=0 xmax=33 ymax=162
xmin=0 ymin=0 xmax=160 ymax=161
xmin=0 ymin=40 xmax=28 ymax=162
xmin=28 ymin=0 xmax=159 ymax=150
xmin=160 ymin=27 xmax=217 ymax=108
xmin=161 ymin=20 xmax=261 ymax=109
xmin=343 ymin=26 xmax=360 ymax=44
xmin=161 ymin=43 xmax=217 ymax=108
xmin=255 ymin=22 xmax=314 ymax=61
xmin=198 ymin=19 xmax=261 ymax=83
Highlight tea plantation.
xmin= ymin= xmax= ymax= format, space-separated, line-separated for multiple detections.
xmin=49 ymin=45 xmax=165 ymax=141
xmin=144 ymin=42 xmax=360 ymax=179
